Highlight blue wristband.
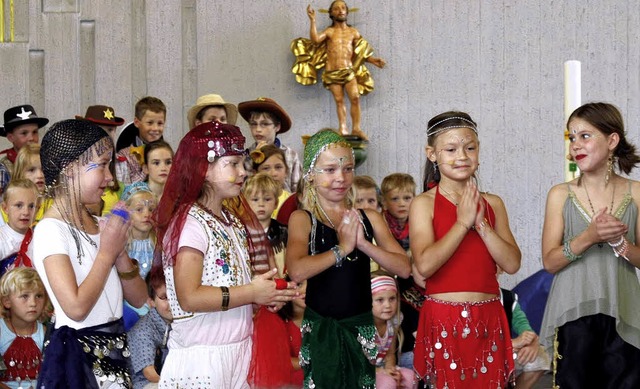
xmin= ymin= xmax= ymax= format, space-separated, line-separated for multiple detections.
xmin=111 ymin=208 xmax=130 ymax=221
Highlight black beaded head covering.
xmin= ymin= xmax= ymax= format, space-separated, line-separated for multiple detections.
xmin=40 ymin=119 xmax=112 ymax=187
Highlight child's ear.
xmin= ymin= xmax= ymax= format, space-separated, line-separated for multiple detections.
xmin=425 ymin=146 xmax=436 ymax=162
xmin=2 ymin=296 xmax=11 ymax=310
xmin=147 ymin=296 xmax=155 ymax=308
xmin=133 ymin=116 xmax=141 ymax=128
xmin=1 ymin=201 xmax=7 ymax=214
xmin=142 ymin=164 xmax=149 ymax=175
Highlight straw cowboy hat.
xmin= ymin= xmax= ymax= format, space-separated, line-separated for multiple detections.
xmin=187 ymin=94 xmax=238 ymax=129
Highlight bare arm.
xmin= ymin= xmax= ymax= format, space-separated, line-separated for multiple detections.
xmin=478 ymin=194 xmax=521 ymax=274
xmin=174 ymin=248 xmax=295 ymax=312
xmin=285 ymin=210 xmax=342 ymax=283
xmin=307 ymin=5 xmax=327 ymax=44
xmin=357 ymin=209 xmax=410 ymax=278
xmin=541 ymin=184 xmax=572 ymax=273
xmin=142 ymin=365 xmax=160 ymax=383
xmin=117 ymin=253 xmax=148 ymax=309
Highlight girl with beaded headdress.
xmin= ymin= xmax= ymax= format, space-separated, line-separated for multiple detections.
xmin=150 ymin=121 xmax=298 ymax=388
xmin=32 ymin=119 xmax=148 ymax=389
xmin=286 ymin=129 xmax=410 ymax=389
xmin=411 ymin=111 xmax=520 ymax=388
xmin=540 ymin=102 xmax=640 ymax=387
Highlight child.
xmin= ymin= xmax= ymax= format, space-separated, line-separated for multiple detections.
xmin=354 ymin=175 xmax=382 ymax=212
xmin=33 ymin=119 xmax=147 ymax=388
xmin=540 ymin=102 xmax=640 ymax=387
xmin=9 ymin=144 xmax=51 ymax=224
xmin=186 ymin=93 xmax=238 ymax=129
xmin=371 ymin=274 xmax=417 ymax=389
xmin=0 ymin=267 xmax=47 ymax=389
xmin=381 ymin=173 xmax=416 ymax=252
xmin=239 ymin=97 xmax=302 ymax=192
xmin=116 ymin=96 xmax=166 ymax=185
xmin=0 ymin=105 xmax=48 ymax=195
xmin=249 ymin=279 xmax=307 ymax=388
xmin=499 ymin=286 xmax=549 ymax=389
xmin=122 ymin=182 xmax=157 ymax=280
xmin=0 ymin=180 xmax=38 ymax=275
xmin=142 ymin=140 xmax=173 ymax=201
xmin=410 ymin=111 xmax=521 ymax=388
xmin=251 ymin=144 xmax=291 ymax=217
xmin=243 ymin=173 xmax=288 ymax=277
xmin=286 ymin=129 xmax=411 ymax=388
xmin=128 ymin=273 xmax=172 ymax=389
xmin=151 ymin=121 xmax=298 ymax=388
xmin=76 ymin=104 xmax=127 ymax=215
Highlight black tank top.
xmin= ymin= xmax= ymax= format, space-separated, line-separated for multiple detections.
xmin=304 ymin=209 xmax=374 ymax=320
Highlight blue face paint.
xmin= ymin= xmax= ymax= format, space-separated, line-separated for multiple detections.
xmin=85 ymin=162 xmax=100 ymax=172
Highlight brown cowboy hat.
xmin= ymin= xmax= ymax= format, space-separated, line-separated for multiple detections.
xmin=187 ymin=94 xmax=238 ymax=129
xmin=75 ymin=105 xmax=125 ymax=126
xmin=1 ymin=104 xmax=49 ymax=136
xmin=238 ymin=97 xmax=292 ymax=134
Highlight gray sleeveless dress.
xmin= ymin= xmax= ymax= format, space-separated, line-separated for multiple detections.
xmin=540 ymin=181 xmax=640 ymax=353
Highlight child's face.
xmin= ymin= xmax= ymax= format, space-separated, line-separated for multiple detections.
xmin=129 ymin=194 xmax=156 ymax=235
xmin=2 ymin=188 xmax=37 ymax=234
xmin=152 ymin=285 xmax=173 ymax=323
xmin=2 ymin=287 xmax=46 ymax=325
xmin=7 ymin=123 xmax=39 ymax=150
xmin=24 ymin=158 xmax=45 ymax=193
xmin=311 ymin=146 xmax=354 ymax=202
xmin=134 ymin=110 xmax=165 ymax=143
xmin=143 ymin=147 xmax=173 ymax=185
xmin=292 ymin=280 xmax=307 ymax=310
xmin=247 ymin=190 xmax=278 ymax=224
xmin=372 ymin=289 xmax=397 ymax=322
xmin=249 ymin=113 xmax=278 ymax=145
xmin=78 ymin=147 xmax=114 ymax=206
xmin=428 ymin=127 xmax=480 ymax=181
xmin=257 ymin=155 xmax=287 ymax=187
xmin=383 ymin=188 xmax=414 ymax=223
xmin=355 ymin=187 xmax=379 ymax=211
xmin=195 ymin=106 xmax=228 ymax=126
xmin=205 ymin=156 xmax=247 ymax=199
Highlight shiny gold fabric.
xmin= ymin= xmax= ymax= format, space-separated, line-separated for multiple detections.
xmin=290 ymin=37 xmax=375 ymax=95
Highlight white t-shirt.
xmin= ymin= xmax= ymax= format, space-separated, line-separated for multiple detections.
xmin=32 ymin=218 xmax=123 ymax=329
xmin=0 ymin=223 xmax=25 ymax=260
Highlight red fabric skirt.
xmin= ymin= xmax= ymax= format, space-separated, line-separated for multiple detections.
xmin=414 ymin=296 xmax=514 ymax=389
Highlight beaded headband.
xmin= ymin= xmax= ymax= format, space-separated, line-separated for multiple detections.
xmin=121 ymin=181 xmax=152 ymax=202
xmin=426 ymin=117 xmax=478 ymax=138
xmin=303 ymin=129 xmax=353 ymax=177
xmin=371 ymin=275 xmax=397 ymax=295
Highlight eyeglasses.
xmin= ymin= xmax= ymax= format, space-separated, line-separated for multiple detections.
xmin=249 ymin=121 xmax=275 ymax=129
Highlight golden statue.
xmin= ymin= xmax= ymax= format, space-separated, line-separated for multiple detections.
xmin=291 ymin=1 xmax=386 ymax=140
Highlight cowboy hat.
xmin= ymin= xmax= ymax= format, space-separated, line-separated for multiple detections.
xmin=187 ymin=94 xmax=238 ymax=129
xmin=1 ymin=105 xmax=49 ymax=136
xmin=238 ymin=97 xmax=292 ymax=134
xmin=75 ymin=105 xmax=125 ymax=126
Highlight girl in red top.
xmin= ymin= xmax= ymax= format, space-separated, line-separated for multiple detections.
xmin=410 ymin=111 xmax=521 ymax=388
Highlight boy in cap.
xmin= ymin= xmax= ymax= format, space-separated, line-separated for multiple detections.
xmin=0 ymin=105 xmax=49 ymax=195
xmin=239 ymin=97 xmax=301 ymax=192
xmin=187 ymin=93 xmax=238 ymax=129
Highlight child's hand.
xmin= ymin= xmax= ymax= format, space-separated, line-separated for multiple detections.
xmin=337 ymin=209 xmax=359 ymax=254
xmin=515 ymin=337 xmax=539 ymax=365
xmin=457 ymin=181 xmax=479 ymax=229
xmin=99 ymin=203 xmax=131 ymax=260
xmin=589 ymin=208 xmax=628 ymax=244
xmin=251 ymin=268 xmax=299 ymax=307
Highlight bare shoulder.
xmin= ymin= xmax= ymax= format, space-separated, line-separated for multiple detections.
xmin=546 ymin=181 xmax=571 ymax=202
xmin=411 ymin=190 xmax=435 ymax=215
xmin=626 ymin=178 xmax=640 ymax=202
xmin=349 ymin=26 xmax=361 ymax=39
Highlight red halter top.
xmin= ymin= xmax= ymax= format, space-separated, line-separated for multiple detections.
xmin=425 ymin=186 xmax=500 ymax=295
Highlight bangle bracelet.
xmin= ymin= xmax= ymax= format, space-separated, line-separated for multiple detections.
xmin=562 ymin=238 xmax=582 ymax=262
xmin=331 ymin=245 xmax=346 ymax=267
xmin=608 ymin=236 xmax=625 ymax=248
xmin=220 ymin=286 xmax=230 ymax=311
xmin=117 ymin=261 xmax=140 ymax=280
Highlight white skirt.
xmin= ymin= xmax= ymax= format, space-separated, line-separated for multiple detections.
xmin=158 ymin=337 xmax=252 ymax=389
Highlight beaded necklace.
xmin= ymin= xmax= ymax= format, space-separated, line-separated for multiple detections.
xmin=582 ymin=179 xmax=615 ymax=216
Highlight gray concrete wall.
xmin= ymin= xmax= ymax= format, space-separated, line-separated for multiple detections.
xmin=1 ymin=0 xmax=639 ymax=288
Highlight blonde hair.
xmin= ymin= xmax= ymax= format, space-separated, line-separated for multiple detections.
xmin=2 ymin=179 xmax=38 ymax=204
xmin=381 ymin=173 xmax=416 ymax=198
xmin=125 ymin=190 xmax=157 ymax=248
xmin=243 ymin=173 xmax=282 ymax=201
xmin=12 ymin=144 xmax=41 ymax=182
xmin=0 ymin=267 xmax=47 ymax=320
xmin=353 ymin=175 xmax=382 ymax=205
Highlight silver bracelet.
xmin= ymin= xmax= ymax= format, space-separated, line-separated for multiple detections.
xmin=331 ymin=245 xmax=346 ymax=267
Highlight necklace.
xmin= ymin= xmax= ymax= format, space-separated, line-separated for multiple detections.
xmin=439 ymin=185 xmax=460 ymax=206
xmin=197 ymin=202 xmax=233 ymax=227
xmin=317 ymin=202 xmax=339 ymax=230
xmin=582 ymin=179 xmax=616 ymax=216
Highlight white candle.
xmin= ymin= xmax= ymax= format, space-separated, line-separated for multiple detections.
xmin=564 ymin=60 xmax=581 ymax=122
